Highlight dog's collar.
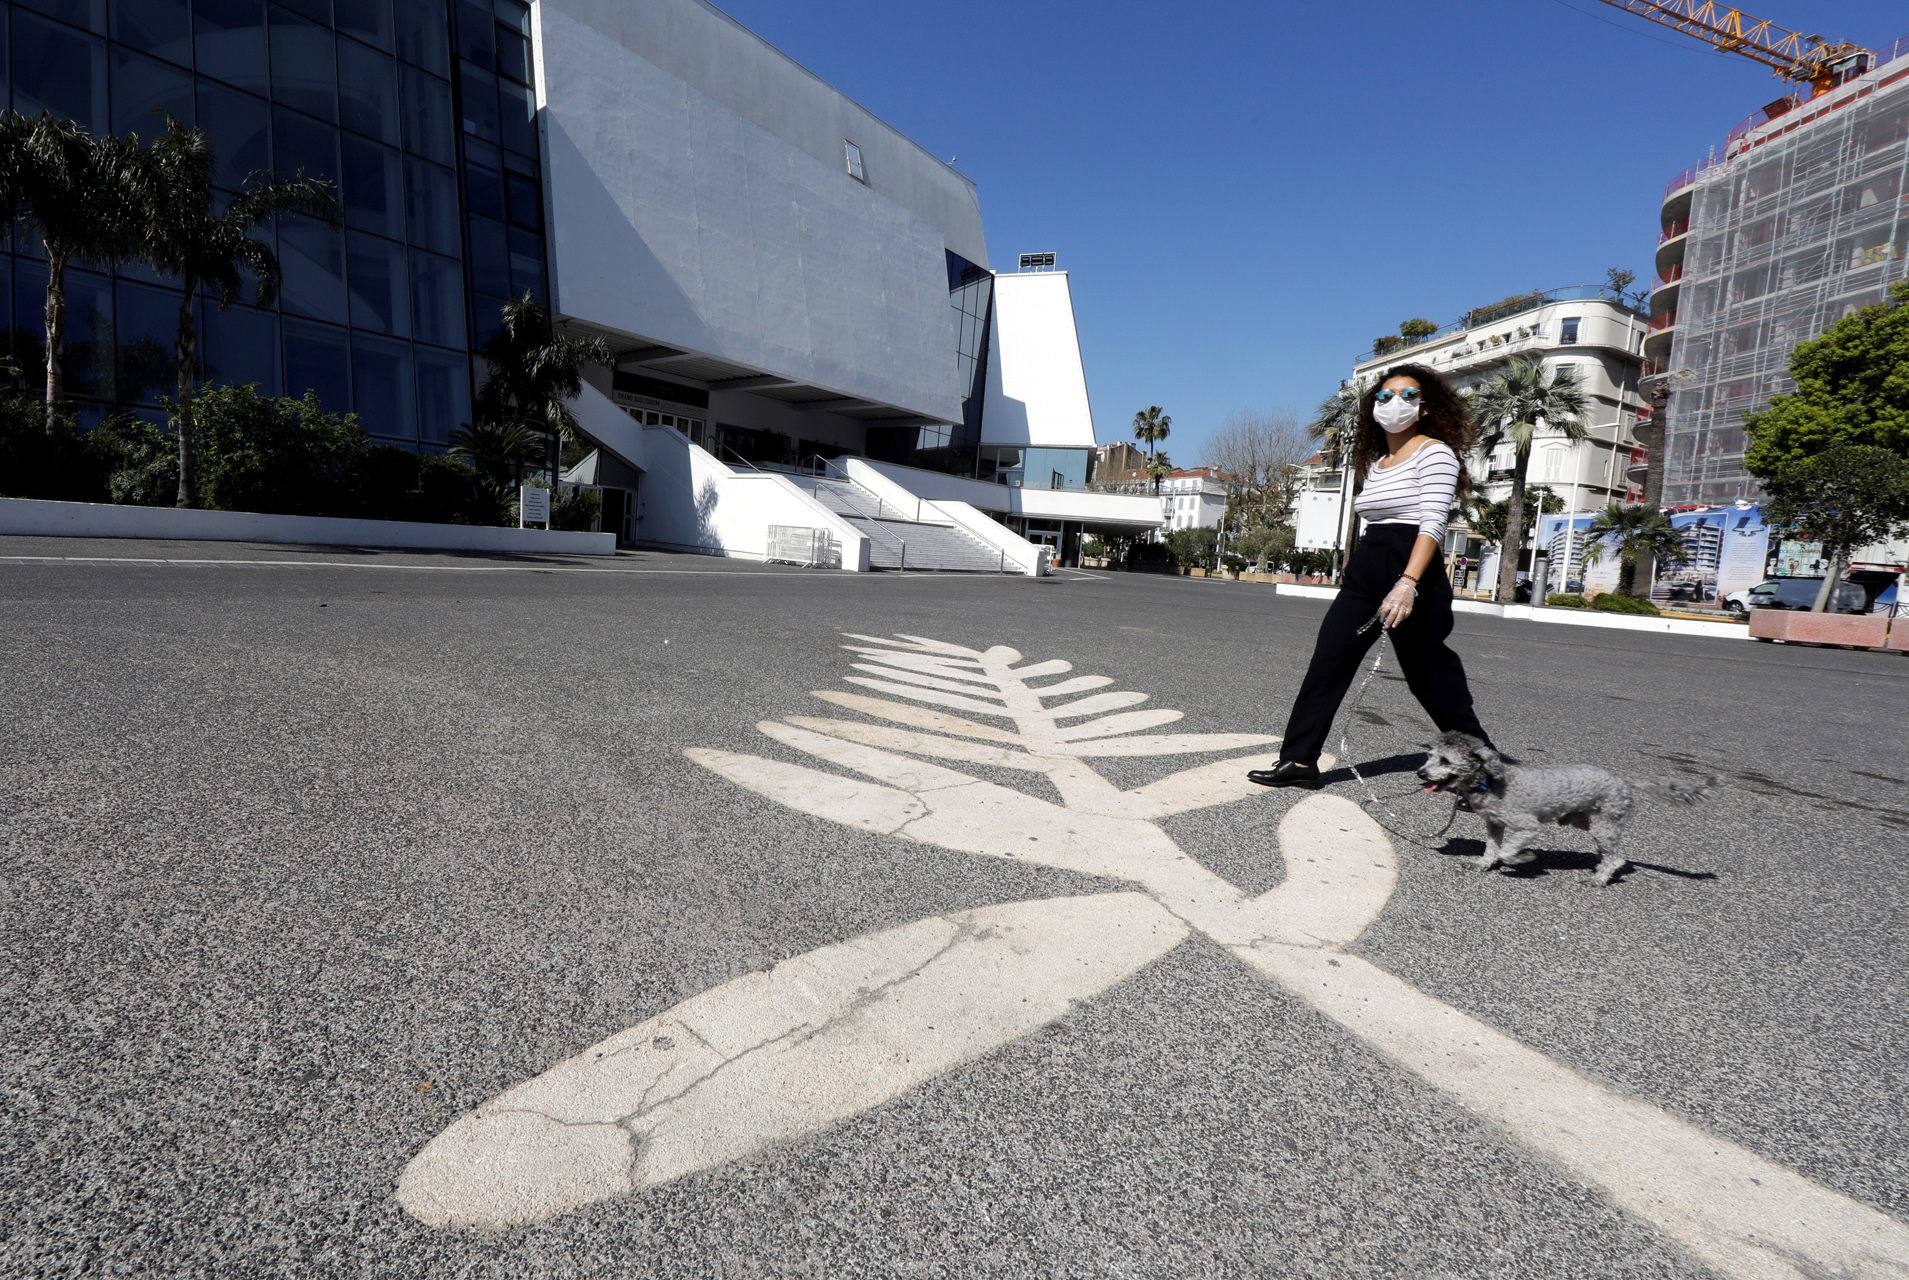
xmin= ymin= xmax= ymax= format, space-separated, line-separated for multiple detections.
xmin=1470 ymin=778 xmax=1492 ymax=794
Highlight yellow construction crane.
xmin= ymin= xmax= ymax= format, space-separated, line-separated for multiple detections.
xmin=1591 ymin=1 xmax=1869 ymax=94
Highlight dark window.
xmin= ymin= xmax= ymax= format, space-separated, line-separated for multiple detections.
xmin=273 ymin=108 xmax=340 ymax=187
xmin=393 ymin=0 xmax=448 ymax=75
xmin=399 ymin=65 xmax=455 ymax=163
xmin=334 ymin=0 xmax=393 ymax=51
xmin=202 ymin=301 xmax=279 ymax=393
xmin=17 ymin=0 xmax=106 ymax=35
xmin=495 ymin=0 xmax=529 ymax=37
xmin=505 ymin=171 xmax=540 ymax=229
xmin=111 ymin=0 xmax=192 ymax=64
xmin=276 ymin=0 xmax=332 ymax=24
xmin=114 ymin=279 xmax=182 ymax=405
xmin=13 ymin=13 xmax=108 ymax=134
xmin=195 ymin=0 xmax=269 ymax=94
xmin=351 ymin=333 xmax=413 ymax=439
xmin=466 ymin=214 xmax=509 ymax=296
xmin=1560 ymin=316 xmax=1581 ymax=345
xmin=337 ymin=38 xmax=399 ymax=143
xmin=469 ymin=290 xmax=507 ymax=349
xmin=347 ymin=231 xmax=409 ymax=336
xmin=499 ymin=80 xmax=535 ymax=156
xmin=112 ymin=46 xmax=194 ymax=139
xmin=495 ymin=26 xmax=528 ymax=83
xmin=414 ymin=344 xmax=469 ymax=443
xmin=454 ymin=0 xmax=492 ymax=68
xmin=341 ymin=134 xmax=402 ymax=237
xmin=507 ymin=226 xmax=543 ymax=300
xmin=460 ymin=62 xmax=499 ymax=143
xmin=282 ymin=316 xmax=350 ymax=411
xmin=462 ymin=137 xmax=504 ymax=220
xmin=270 ymin=6 xmax=337 ymax=123
xmin=17 ymin=262 xmax=113 ymax=400
xmin=402 ymin=156 xmax=459 ymax=254
xmin=409 ymin=249 xmax=463 ymax=348
xmin=278 ymin=211 xmax=347 ymax=322
xmin=198 ymin=83 xmax=272 ymax=190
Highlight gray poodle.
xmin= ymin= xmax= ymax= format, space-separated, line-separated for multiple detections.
xmin=1416 ymin=732 xmax=1721 ymax=886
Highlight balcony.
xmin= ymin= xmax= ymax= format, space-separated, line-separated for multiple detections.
xmin=1651 ymin=263 xmax=1682 ymax=314
xmin=1644 ymin=309 xmax=1677 ymax=359
xmin=1658 ymin=218 xmax=1690 ymax=245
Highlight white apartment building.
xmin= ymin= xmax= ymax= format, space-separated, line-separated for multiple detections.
xmin=1350 ymin=289 xmax=1651 ymax=568
xmin=1156 ymin=468 xmax=1232 ymax=533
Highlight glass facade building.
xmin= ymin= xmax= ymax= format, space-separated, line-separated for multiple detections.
xmin=3 ymin=0 xmax=548 ymax=448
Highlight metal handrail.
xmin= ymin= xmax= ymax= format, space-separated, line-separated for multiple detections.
xmin=815 ymin=457 xmax=929 ymax=523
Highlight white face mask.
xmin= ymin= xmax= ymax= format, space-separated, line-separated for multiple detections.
xmin=1374 ymin=394 xmax=1422 ymax=433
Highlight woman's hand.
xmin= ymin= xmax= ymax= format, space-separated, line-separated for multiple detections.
xmin=1380 ymin=578 xmax=1417 ymax=629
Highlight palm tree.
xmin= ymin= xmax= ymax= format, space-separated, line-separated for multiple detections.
xmin=476 ymin=293 xmax=614 ymax=482
xmin=448 ymin=419 xmax=546 ymax=489
xmin=1307 ymin=379 xmax=1364 ymax=580
xmin=1131 ymin=405 xmax=1171 ymax=463
xmin=2 ymin=112 xmax=145 ymax=436
xmin=1466 ymin=358 xmax=1589 ymax=602
xmin=136 ymin=116 xmax=338 ymax=507
xmin=1146 ymin=451 xmax=1173 ymax=495
xmin=1580 ymin=501 xmax=1686 ymax=597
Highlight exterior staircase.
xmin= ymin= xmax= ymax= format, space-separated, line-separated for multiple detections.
xmin=795 ymin=475 xmax=1012 ymax=572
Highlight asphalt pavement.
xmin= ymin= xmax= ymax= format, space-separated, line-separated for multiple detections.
xmin=2 ymin=537 xmax=1904 ymax=1278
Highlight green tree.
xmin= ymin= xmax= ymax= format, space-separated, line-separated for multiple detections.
xmin=1461 ymin=485 xmax=1563 ymax=546
xmin=1605 ymin=267 xmax=1636 ymax=302
xmin=1743 ymin=280 xmax=1909 ymax=476
xmin=1145 ymin=451 xmax=1173 ymax=494
xmin=186 ymin=385 xmax=366 ymax=517
xmin=1399 ymin=318 xmax=1438 ymax=340
xmin=1308 ymin=379 xmax=1366 ymax=581
xmin=136 ymin=117 xmax=339 ymax=508
xmin=1165 ymin=525 xmax=1218 ymax=569
xmin=1130 ymin=405 xmax=1171 ymax=462
xmin=1467 ymin=358 xmax=1589 ymax=601
xmin=1579 ymin=502 xmax=1686 ymax=597
xmin=1760 ymin=445 xmax=1909 ymax=611
xmin=449 ymin=418 xmax=546 ymax=503
xmin=477 ymin=292 xmax=615 ymax=482
xmin=0 ymin=113 xmax=145 ymax=436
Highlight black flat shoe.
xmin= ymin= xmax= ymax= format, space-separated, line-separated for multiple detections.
xmin=1247 ymin=761 xmax=1322 ymax=791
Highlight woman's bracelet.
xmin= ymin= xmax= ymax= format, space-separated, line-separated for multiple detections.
xmin=1399 ymin=572 xmax=1419 ymax=583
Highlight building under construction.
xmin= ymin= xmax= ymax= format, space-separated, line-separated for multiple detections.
xmin=1648 ymin=33 xmax=1909 ymax=507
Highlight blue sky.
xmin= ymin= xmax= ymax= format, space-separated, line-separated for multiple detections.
xmin=713 ymin=0 xmax=1907 ymax=466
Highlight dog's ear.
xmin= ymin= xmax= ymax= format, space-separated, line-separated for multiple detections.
xmin=1472 ymin=742 xmax=1505 ymax=778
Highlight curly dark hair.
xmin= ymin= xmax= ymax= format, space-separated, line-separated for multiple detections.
xmin=1352 ymin=363 xmax=1474 ymax=497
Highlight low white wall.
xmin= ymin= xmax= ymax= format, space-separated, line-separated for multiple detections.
xmin=857 ymin=458 xmax=1162 ymax=529
xmin=0 ymin=496 xmax=616 ymax=555
xmin=1272 ymin=583 xmax=1749 ymax=639
xmin=636 ymin=426 xmax=869 ymax=570
xmin=934 ymin=500 xmax=1050 ymax=575
xmin=572 ymin=381 xmax=649 ymax=471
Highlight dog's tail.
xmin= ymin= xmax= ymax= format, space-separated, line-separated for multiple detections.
xmin=1633 ymin=773 xmax=1724 ymax=805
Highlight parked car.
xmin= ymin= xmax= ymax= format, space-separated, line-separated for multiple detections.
xmin=1872 ymin=581 xmax=1899 ymax=616
xmin=1724 ymin=576 xmax=1867 ymax=615
xmin=1847 ymin=568 xmax=1904 ymax=611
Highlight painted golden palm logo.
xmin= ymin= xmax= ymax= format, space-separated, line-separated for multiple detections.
xmin=399 ymin=635 xmax=1908 ymax=1280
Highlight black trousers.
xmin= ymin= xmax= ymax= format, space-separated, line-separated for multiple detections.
xmin=1280 ymin=523 xmax=1493 ymax=765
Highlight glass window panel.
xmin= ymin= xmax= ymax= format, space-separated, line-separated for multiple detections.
xmin=340 ymin=134 xmax=402 ymax=237
xmin=493 ymin=0 xmax=528 ymax=36
xmin=394 ymin=0 xmax=448 ymax=75
xmin=112 ymin=46 xmax=194 ymax=140
xmin=195 ymin=0 xmax=268 ymax=94
xmin=459 ymin=62 xmax=499 ymax=143
xmin=495 ymin=27 xmax=528 ymax=83
xmin=282 ymin=316 xmax=350 ymax=412
xmin=351 ymin=333 xmax=414 ymax=439
xmin=409 ymin=248 xmax=463 ymax=348
xmin=335 ymin=0 xmax=394 ymax=51
xmin=499 ymin=78 xmax=535 ymax=156
xmin=402 ymin=156 xmax=459 ymax=254
xmin=16 ymin=0 xmax=106 ymax=35
xmin=201 ymin=301 xmax=279 ymax=393
xmin=507 ymin=225 xmax=542 ymax=300
xmin=347 ymin=230 xmax=408 ymax=336
xmin=278 ymin=211 xmax=347 ymax=322
xmin=414 ymin=343 xmax=469 ymax=444
xmin=111 ymin=0 xmax=192 ymax=64
xmin=399 ymin=65 xmax=454 ymax=163
xmin=16 ymin=262 xmax=113 ymax=400
xmin=276 ymin=0 xmax=331 ymax=21
xmin=114 ymin=280 xmax=182 ymax=405
xmin=466 ymin=214 xmax=508 ymax=296
xmin=270 ymin=7 xmax=337 ymax=122
xmin=13 ymin=13 xmax=108 ymax=134
xmin=469 ymin=291 xmax=507 ymax=350
xmin=336 ymin=38 xmax=400 ymax=143
xmin=198 ymin=83 xmax=272 ymax=190
xmin=463 ymin=137 xmax=503 ymax=220
xmin=505 ymin=171 xmax=539 ymax=229
xmin=454 ymin=0 xmax=493 ymax=68
xmin=273 ymin=108 xmax=340 ymax=190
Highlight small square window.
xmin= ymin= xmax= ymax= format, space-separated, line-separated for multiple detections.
xmin=844 ymin=140 xmax=865 ymax=183
xmin=1560 ymin=316 xmax=1580 ymax=344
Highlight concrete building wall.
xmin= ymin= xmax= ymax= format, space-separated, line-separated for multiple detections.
xmin=981 ymin=273 xmax=1098 ymax=448
xmin=536 ymin=0 xmax=977 ymax=423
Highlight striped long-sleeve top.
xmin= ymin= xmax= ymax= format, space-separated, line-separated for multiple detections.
xmin=1355 ymin=440 xmax=1460 ymax=546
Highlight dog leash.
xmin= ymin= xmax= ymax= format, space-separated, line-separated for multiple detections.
xmin=1337 ymin=613 xmax=1462 ymax=850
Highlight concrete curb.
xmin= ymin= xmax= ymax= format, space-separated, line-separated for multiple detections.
xmin=0 ymin=497 xmax=617 ymax=556
xmin=1270 ymin=583 xmax=1751 ymax=640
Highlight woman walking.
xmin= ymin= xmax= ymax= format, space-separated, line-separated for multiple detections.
xmin=1250 ymin=364 xmax=1495 ymax=791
